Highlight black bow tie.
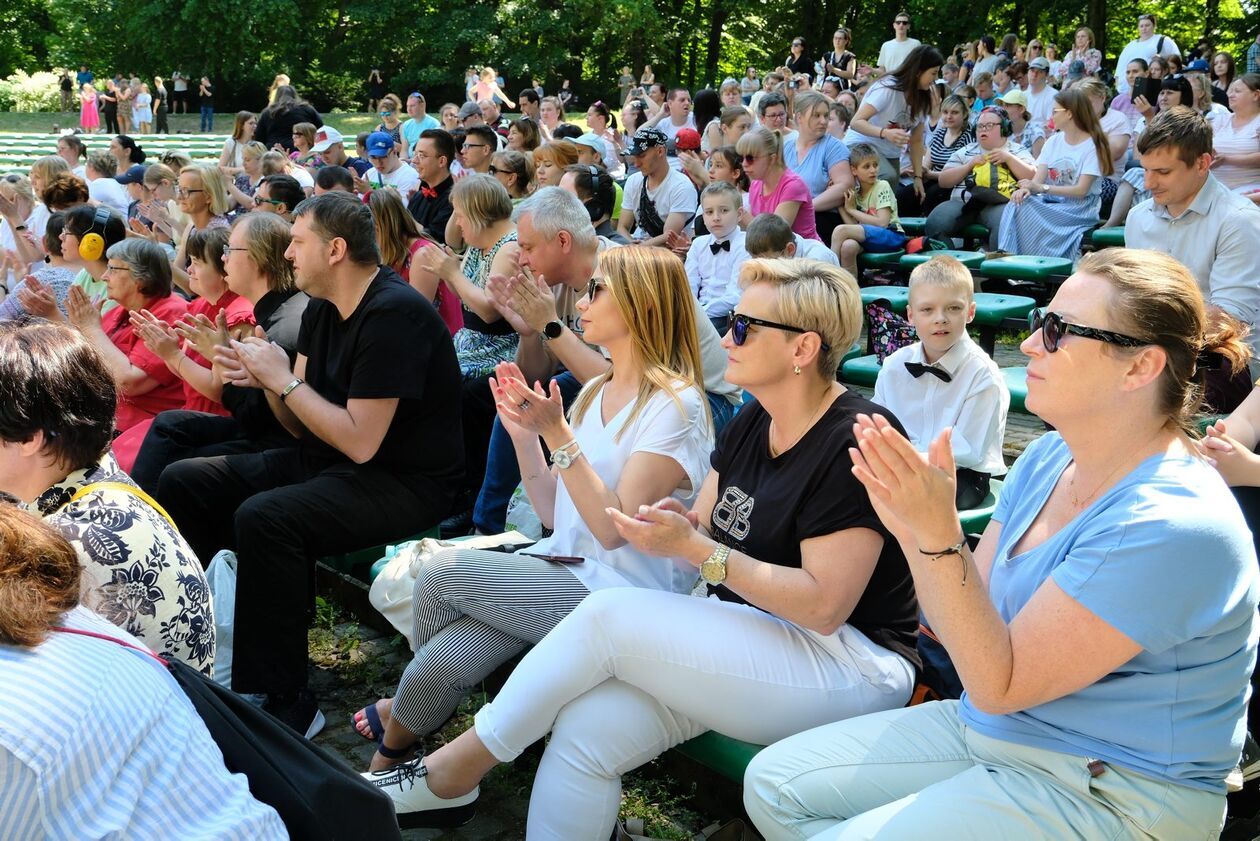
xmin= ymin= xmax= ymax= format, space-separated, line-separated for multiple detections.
xmin=905 ymin=361 xmax=951 ymax=382
xmin=710 ymin=239 xmax=732 ymax=255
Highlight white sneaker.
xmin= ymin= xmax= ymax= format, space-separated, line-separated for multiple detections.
xmin=361 ymin=756 xmax=478 ymax=829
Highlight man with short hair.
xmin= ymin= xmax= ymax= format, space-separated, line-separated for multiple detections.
xmin=616 ymin=127 xmax=699 ymax=247
xmin=311 ymin=126 xmax=371 ymax=177
xmin=1127 ymin=107 xmax=1260 ymax=411
xmin=253 ymin=174 xmax=303 ymax=221
xmin=400 ymin=92 xmax=439 ymax=155
xmin=1024 ymin=57 xmax=1056 ymax=129
xmin=459 ymin=125 xmax=497 ymax=174
xmin=744 ymin=211 xmax=841 ymax=265
xmin=407 ymin=129 xmax=456 ymax=243
xmin=517 ymin=88 xmax=541 ymax=123
xmin=647 ymin=82 xmax=667 ymax=109
xmin=314 ymin=165 xmax=355 ymax=195
xmin=76 ymin=65 xmax=93 ymax=89
xmin=877 ymin=11 xmax=921 ymax=75
xmin=362 ymin=130 xmax=421 ymax=193
xmin=649 ymin=87 xmax=696 ymax=142
xmin=1114 ymin=14 xmax=1181 ymax=95
xmin=479 ymin=99 xmax=510 ymax=140
xmin=472 ymin=187 xmax=740 ymax=533
xmin=457 ymin=100 xmax=485 ymax=128
xmin=159 ymin=193 xmax=463 ymax=736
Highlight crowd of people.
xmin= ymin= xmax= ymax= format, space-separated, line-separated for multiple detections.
xmin=2 ymin=14 xmax=1260 ymax=840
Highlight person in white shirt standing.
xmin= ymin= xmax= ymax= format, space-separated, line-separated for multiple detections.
xmin=877 ymin=11 xmax=922 ymax=75
xmin=685 ymin=182 xmax=750 ymax=334
xmin=1024 ymin=57 xmax=1057 ymax=130
xmin=1114 ymin=14 xmax=1180 ymax=96
xmin=873 ymin=255 xmax=1008 ymax=509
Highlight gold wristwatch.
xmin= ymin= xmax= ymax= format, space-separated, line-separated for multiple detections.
xmin=700 ymin=543 xmax=731 ymax=585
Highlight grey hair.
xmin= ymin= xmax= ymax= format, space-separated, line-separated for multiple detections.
xmin=512 ymin=186 xmax=597 ymax=250
xmin=105 ymin=238 xmax=172 ymax=298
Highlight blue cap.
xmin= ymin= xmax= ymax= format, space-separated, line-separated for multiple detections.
xmin=114 ymin=163 xmax=148 ymax=185
xmin=366 ymin=131 xmax=394 ymax=157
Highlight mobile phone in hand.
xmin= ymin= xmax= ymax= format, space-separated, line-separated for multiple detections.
xmin=520 ymin=551 xmax=585 ymax=564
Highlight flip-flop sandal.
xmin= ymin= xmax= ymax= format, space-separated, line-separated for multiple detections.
xmin=377 ymin=738 xmax=421 ymax=761
xmin=352 ymin=703 xmax=386 ymax=743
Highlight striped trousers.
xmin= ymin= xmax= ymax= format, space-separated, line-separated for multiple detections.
xmin=391 ymin=548 xmax=591 ymax=737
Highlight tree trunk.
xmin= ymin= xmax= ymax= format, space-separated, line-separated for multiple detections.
xmin=703 ymin=0 xmax=730 ymax=87
xmin=1087 ymin=0 xmax=1108 ymax=57
xmin=1205 ymin=0 xmax=1221 ymax=41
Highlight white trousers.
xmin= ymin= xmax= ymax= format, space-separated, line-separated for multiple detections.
xmin=473 ymin=587 xmax=915 ymax=840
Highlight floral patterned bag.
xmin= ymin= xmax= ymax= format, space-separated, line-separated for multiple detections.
xmin=865 ymin=299 xmax=918 ymax=362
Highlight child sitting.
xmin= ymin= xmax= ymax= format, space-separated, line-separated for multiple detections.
xmin=745 ymin=212 xmax=839 ymax=266
xmin=873 ymin=255 xmax=1008 ymax=509
xmin=685 ymin=181 xmax=749 ymax=334
xmin=830 ymin=143 xmax=906 ymax=277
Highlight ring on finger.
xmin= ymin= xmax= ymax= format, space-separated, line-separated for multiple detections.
xmin=519 ymin=399 xmax=531 ymax=410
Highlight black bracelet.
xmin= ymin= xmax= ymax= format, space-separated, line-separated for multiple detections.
xmin=918 ymin=539 xmax=968 ymax=584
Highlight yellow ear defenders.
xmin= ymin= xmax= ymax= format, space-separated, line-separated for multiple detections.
xmin=78 ymin=206 xmax=112 ymax=261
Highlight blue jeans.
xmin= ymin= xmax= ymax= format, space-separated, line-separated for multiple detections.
xmin=472 ymin=372 xmax=737 ymax=534
xmin=200 ymin=105 xmax=214 ymax=132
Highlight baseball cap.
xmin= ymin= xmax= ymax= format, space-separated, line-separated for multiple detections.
xmin=114 ymin=163 xmax=148 ymax=185
xmin=1067 ymin=60 xmax=1087 ymax=80
xmin=457 ymin=101 xmax=482 ymax=120
xmin=574 ymin=133 xmax=607 ymax=157
xmin=623 ymin=127 xmax=668 ymax=156
xmin=1186 ymin=59 xmax=1210 ymax=73
xmin=996 ymin=89 xmax=1028 ymax=108
xmin=673 ymin=127 xmax=702 ymax=152
xmin=1028 ymin=57 xmax=1050 ymax=71
xmin=366 ymin=131 xmax=394 ymax=158
xmin=311 ymin=126 xmax=344 ymax=153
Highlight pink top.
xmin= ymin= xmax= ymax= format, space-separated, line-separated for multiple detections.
xmin=181 ymin=292 xmax=256 ymax=415
xmin=1210 ymin=111 xmax=1260 ymax=192
xmin=398 ymin=238 xmax=463 ymax=335
xmin=750 ymin=167 xmax=820 ymax=241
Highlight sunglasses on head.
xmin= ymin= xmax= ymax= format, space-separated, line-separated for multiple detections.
xmin=728 ymin=312 xmax=830 ymax=351
xmin=1028 ymin=308 xmax=1145 ymax=353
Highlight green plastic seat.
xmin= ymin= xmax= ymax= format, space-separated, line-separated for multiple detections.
xmin=1002 ymin=366 xmax=1029 ymax=414
xmin=980 ymin=255 xmax=1074 ymax=282
xmin=857 ymin=250 xmax=905 ymax=269
xmin=1090 ymin=226 xmax=1126 ymax=248
xmin=841 ymin=341 xmax=863 ymax=364
xmin=325 ymin=524 xmax=442 ymax=578
xmin=840 ymin=353 xmax=882 ymax=387
xmin=898 ymin=250 xmax=985 ymax=271
xmin=960 ymin=223 xmax=990 ymax=247
xmin=959 ymin=478 xmax=1003 ymax=535
xmin=858 ymin=285 xmax=909 ymax=314
xmin=971 ymin=292 xmax=1037 ymax=327
xmin=674 ymin=731 xmax=764 ymax=781
xmin=900 ymin=216 xmax=927 ymax=236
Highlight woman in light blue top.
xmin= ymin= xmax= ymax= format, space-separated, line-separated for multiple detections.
xmin=745 ymin=247 xmax=1259 ymax=839
xmin=784 ymin=90 xmax=852 ymax=243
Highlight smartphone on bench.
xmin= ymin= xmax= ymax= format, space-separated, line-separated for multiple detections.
xmin=520 ymin=551 xmax=585 ymax=564
xmin=1134 ymin=77 xmax=1162 ymax=107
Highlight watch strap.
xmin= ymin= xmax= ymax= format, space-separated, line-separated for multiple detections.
xmin=279 ymin=378 xmax=304 ymax=401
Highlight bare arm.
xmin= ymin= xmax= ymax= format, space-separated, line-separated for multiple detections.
xmin=812 ymin=160 xmax=854 ymax=211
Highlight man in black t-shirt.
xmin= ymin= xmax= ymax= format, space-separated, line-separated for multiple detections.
xmin=159 ymin=193 xmax=463 ymax=736
xmin=406 ymin=128 xmax=455 ymax=243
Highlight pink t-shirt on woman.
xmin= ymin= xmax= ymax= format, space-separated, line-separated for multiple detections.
xmin=750 ymin=168 xmax=820 ymax=241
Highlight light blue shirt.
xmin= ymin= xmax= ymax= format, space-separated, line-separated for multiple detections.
xmin=400 ymin=114 xmax=440 ymax=154
xmin=0 ymin=607 xmax=287 ymax=839
xmin=784 ymin=134 xmax=849 ymax=198
xmin=961 ymin=433 xmax=1259 ymax=792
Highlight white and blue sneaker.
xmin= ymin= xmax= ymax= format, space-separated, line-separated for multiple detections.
xmin=361 ymin=756 xmax=478 ymax=829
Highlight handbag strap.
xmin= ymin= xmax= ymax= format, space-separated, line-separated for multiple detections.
xmin=65 ymin=481 xmax=177 ymax=530
xmin=49 ymin=626 xmax=169 ymax=666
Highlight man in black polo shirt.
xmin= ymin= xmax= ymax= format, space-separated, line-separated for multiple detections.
xmin=406 ymin=128 xmax=455 ymax=244
xmin=159 ymin=193 xmax=463 ymax=735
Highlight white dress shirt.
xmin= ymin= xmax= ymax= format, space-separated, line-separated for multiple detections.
xmin=873 ymin=333 xmax=1009 ymax=476
xmin=685 ymin=229 xmax=750 ymax=317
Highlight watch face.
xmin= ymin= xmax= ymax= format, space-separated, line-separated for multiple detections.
xmin=700 ymin=560 xmax=724 ymax=584
xmin=543 ymin=320 xmax=564 ymax=339
xmin=552 ymin=448 xmax=573 ymax=468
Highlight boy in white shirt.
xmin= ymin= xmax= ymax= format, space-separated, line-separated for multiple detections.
xmin=684 ymin=182 xmax=749 ymax=334
xmin=873 ymin=255 xmax=1009 ymax=509
xmin=744 ymin=212 xmax=840 ymax=266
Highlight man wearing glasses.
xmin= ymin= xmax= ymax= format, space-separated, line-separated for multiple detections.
xmin=252 ymin=175 xmax=303 ymax=222
xmin=877 ymin=12 xmax=921 ymax=76
xmin=459 ymin=125 xmax=498 ymax=176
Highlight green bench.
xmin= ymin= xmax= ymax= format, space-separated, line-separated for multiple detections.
xmin=322 ymin=524 xmax=442 ymax=578
xmin=839 ymin=353 xmax=882 ymax=387
xmin=673 ymin=731 xmax=764 ymax=782
xmin=1002 ymin=366 xmax=1029 ymax=414
xmin=898 ymin=250 xmax=986 ymax=272
xmin=856 ymin=249 xmax=904 ymax=283
xmin=970 ymin=293 xmax=1036 ymax=356
xmin=959 ymin=478 xmax=1003 ymax=535
xmin=979 ymin=255 xmax=1074 ymax=298
xmin=1089 ymin=226 xmax=1126 ymax=249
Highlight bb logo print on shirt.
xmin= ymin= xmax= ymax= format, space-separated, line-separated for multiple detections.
xmin=712 ymin=486 xmax=753 ymax=540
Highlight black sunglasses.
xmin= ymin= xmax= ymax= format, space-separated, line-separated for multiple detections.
xmin=586 ymin=277 xmax=605 ymax=301
xmin=728 ymin=312 xmax=831 ymax=352
xmin=1029 ymin=308 xmax=1146 ymax=353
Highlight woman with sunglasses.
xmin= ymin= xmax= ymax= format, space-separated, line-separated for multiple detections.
xmin=364 ymin=258 xmax=921 ymax=836
xmin=738 ymin=125 xmax=821 ymax=241
xmin=745 ymin=247 xmax=1257 ymax=839
xmin=352 ymin=247 xmax=713 ymax=788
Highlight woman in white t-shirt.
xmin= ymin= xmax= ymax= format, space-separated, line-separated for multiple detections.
xmin=350 ymin=245 xmax=714 ymax=775
xmin=1211 ymin=75 xmax=1260 ymax=194
xmin=1077 ymin=79 xmax=1133 ymax=205
xmin=845 ymin=44 xmax=943 ymax=191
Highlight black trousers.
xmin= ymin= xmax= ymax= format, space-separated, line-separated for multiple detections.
xmin=135 ymin=410 xmax=289 ymax=496
xmin=155 ymin=104 xmax=169 ymax=134
xmin=158 ymin=446 xmax=450 ymax=695
xmin=103 ymin=106 xmax=118 ymax=134
xmin=461 ymin=376 xmax=497 ymax=500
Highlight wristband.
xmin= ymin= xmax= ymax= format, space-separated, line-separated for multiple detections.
xmin=878 ymin=127 xmax=884 ymax=139
xmin=279 ymin=377 xmax=304 ymax=401
xmin=919 ymin=538 xmax=968 ymax=584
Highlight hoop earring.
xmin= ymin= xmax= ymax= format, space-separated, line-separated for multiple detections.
xmin=793 ymin=365 xmax=801 ymax=375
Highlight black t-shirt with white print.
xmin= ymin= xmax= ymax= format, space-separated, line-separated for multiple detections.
xmin=708 ymin=391 xmax=920 ymax=669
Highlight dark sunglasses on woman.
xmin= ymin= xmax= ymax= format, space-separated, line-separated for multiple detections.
xmin=1029 ymin=308 xmax=1145 ymax=353
xmin=728 ymin=312 xmax=831 ymax=351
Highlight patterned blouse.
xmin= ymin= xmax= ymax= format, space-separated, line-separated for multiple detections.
xmin=24 ymin=453 xmax=216 ymax=675
xmin=452 ymin=230 xmax=520 ymax=379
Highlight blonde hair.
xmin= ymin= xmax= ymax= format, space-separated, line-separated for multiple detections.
xmin=533 ymin=140 xmax=580 ymax=171
xmin=1078 ymin=248 xmax=1250 ymax=437
xmin=451 ymin=172 xmax=514 ymax=234
xmin=29 ymin=156 xmax=70 ymax=190
xmin=908 ymin=255 xmax=974 ymax=303
xmin=738 ymin=258 xmax=861 ymax=376
xmin=570 ymin=246 xmax=709 ymax=440
xmin=142 ymin=162 xmax=177 ymax=188
xmin=181 ymin=163 xmax=230 ymax=216
xmin=260 ymin=150 xmax=289 ymax=176
xmin=241 ymin=141 xmax=267 ymax=164
xmin=735 ymin=126 xmax=784 ymax=166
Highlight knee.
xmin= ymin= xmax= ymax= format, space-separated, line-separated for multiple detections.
xmin=414 ymin=548 xmax=476 ymax=603
xmin=233 ymin=491 xmax=287 ymax=544
xmin=840 ymin=240 xmax=861 ymax=259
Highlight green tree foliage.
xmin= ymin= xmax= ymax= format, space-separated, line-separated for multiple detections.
xmin=12 ymin=0 xmax=1260 ymax=111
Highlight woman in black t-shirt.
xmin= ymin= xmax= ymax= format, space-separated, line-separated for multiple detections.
xmin=376 ymin=258 xmax=920 ymax=836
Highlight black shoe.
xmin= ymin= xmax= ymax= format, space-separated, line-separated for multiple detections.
xmin=439 ymin=508 xmax=474 ymax=539
xmin=263 ymin=690 xmax=326 ymax=739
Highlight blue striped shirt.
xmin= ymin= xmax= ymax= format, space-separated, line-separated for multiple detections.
xmin=0 ymin=607 xmax=287 ymax=840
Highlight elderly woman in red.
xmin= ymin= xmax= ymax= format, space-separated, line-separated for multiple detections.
xmin=65 ymin=238 xmax=188 ymax=433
